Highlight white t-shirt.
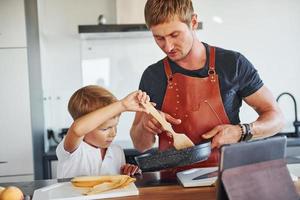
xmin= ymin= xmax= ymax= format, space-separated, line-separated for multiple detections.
xmin=56 ymin=139 xmax=126 ymax=178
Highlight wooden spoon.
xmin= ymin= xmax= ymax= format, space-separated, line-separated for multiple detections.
xmin=141 ymin=101 xmax=194 ymax=150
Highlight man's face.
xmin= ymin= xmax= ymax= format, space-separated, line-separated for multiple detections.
xmin=150 ymin=16 xmax=197 ymax=62
xmin=84 ymin=116 xmax=119 ymax=148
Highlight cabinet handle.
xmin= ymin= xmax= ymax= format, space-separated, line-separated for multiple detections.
xmin=0 ymin=161 xmax=8 ymax=164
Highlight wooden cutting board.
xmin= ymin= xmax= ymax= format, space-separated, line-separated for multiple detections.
xmin=32 ymin=182 xmax=138 ymax=200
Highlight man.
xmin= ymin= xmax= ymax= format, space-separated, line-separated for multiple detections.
xmin=130 ymin=0 xmax=284 ymax=167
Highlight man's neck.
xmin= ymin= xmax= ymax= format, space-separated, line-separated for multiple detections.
xmin=175 ymin=39 xmax=206 ymax=71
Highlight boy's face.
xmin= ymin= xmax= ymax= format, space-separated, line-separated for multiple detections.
xmin=84 ymin=116 xmax=119 ymax=148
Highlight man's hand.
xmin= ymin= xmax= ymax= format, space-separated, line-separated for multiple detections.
xmin=121 ymin=164 xmax=141 ymax=176
xmin=141 ymin=109 xmax=181 ymax=135
xmin=202 ymin=124 xmax=241 ymax=149
xmin=130 ymin=105 xmax=181 ymax=152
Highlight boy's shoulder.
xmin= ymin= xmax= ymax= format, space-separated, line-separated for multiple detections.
xmin=56 ymin=139 xmax=91 ymax=159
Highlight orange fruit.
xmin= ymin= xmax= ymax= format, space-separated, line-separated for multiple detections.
xmin=0 ymin=186 xmax=23 ymax=200
xmin=0 ymin=186 xmax=5 ymax=195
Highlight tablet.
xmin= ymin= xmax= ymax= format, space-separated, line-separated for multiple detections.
xmin=217 ymin=136 xmax=287 ymax=200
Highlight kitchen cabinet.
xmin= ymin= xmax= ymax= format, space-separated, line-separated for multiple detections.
xmin=0 ymin=0 xmax=27 ymax=48
xmin=0 ymin=0 xmax=34 ymax=182
xmin=0 ymin=49 xmax=34 ymax=180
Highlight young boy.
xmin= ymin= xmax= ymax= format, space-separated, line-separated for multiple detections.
xmin=56 ymin=85 xmax=150 ymax=178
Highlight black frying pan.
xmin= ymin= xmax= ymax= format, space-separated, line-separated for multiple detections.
xmin=134 ymin=140 xmax=211 ymax=172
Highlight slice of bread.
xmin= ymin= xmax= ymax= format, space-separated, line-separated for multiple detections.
xmin=85 ymin=175 xmax=136 ymax=195
xmin=71 ymin=176 xmax=110 ymax=187
xmin=71 ymin=175 xmax=130 ymax=188
xmin=71 ymin=175 xmax=136 ymax=195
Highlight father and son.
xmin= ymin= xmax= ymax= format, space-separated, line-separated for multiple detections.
xmin=56 ymin=0 xmax=284 ymax=179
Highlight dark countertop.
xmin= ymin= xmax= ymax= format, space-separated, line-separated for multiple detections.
xmin=287 ymin=137 xmax=300 ymax=146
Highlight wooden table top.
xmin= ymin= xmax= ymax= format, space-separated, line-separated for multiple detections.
xmin=106 ymin=185 xmax=216 ymax=200
xmin=104 ymin=181 xmax=300 ymax=200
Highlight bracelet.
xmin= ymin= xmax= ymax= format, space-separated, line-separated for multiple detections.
xmin=242 ymin=123 xmax=253 ymax=141
xmin=244 ymin=123 xmax=250 ymax=134
xmin=238 ymin=124 xmax=245 ymax=142
xmin=250 ymin=123 xmax=254 ymax=134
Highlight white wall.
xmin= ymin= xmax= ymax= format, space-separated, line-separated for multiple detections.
xmin=81 ymin=34 xmax=164 ymax=148
xmin=116 ymin=0 xmax=146 ymax=24
xmin=38 ymin=0 xmax=300 ymax=149
xmin=38 ymin=0 xmax=117 ymax=149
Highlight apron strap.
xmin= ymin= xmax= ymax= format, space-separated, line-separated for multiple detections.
xmin=163 ymin=57 xmax=173 ymax=82
xmin=163 ymin=46 xmax=217 ymax=82
xmin=208 ymin=46 xmax=217 ymax=82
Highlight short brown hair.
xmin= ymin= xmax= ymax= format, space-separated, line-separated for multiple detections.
xmin=68 ymin=85 xmax=118 ymax=120
xmin=144 ymin=0 xmax=194 ymax=28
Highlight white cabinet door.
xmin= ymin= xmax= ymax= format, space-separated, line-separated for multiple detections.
xmin=0 ymin=0 xmax=27 ymax=48
xmin=0 ymin=49 xmax=33 ymax=176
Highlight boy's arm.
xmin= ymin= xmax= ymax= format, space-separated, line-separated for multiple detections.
xmin=64 ymin=101 xmax=127 ymax=153
xmin=64 ymin=91 xmax=149 ymax=153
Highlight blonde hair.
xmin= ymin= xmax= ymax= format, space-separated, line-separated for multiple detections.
xmin=144 ymin=0 xmax=194 ymax=28
xmin=68 ymin=85 xmax=118 ymax=120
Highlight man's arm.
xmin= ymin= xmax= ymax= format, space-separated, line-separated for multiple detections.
xmin=130 ymin=112 xmax=157 ymax=152
xmin=243 ymin=85 xmax=285 ymax=138
xmin=203 ymin=86 xmax=285 ymax=148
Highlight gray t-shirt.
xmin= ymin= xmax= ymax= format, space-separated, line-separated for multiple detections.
xmin=139 ymin=43 xmax=263 ymax=124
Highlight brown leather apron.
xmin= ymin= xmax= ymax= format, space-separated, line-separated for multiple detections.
xmin=159 ymin=46 xmax=230 ymax=173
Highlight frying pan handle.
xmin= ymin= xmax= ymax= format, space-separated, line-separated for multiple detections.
xmin=141 ymin=102 xmax=174 ymax=134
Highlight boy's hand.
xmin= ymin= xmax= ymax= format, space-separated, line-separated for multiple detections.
xmin=121 ymin=164 xmax=141 ymax=176
xmin=121 ymin=90 xmax=150 ymax=112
